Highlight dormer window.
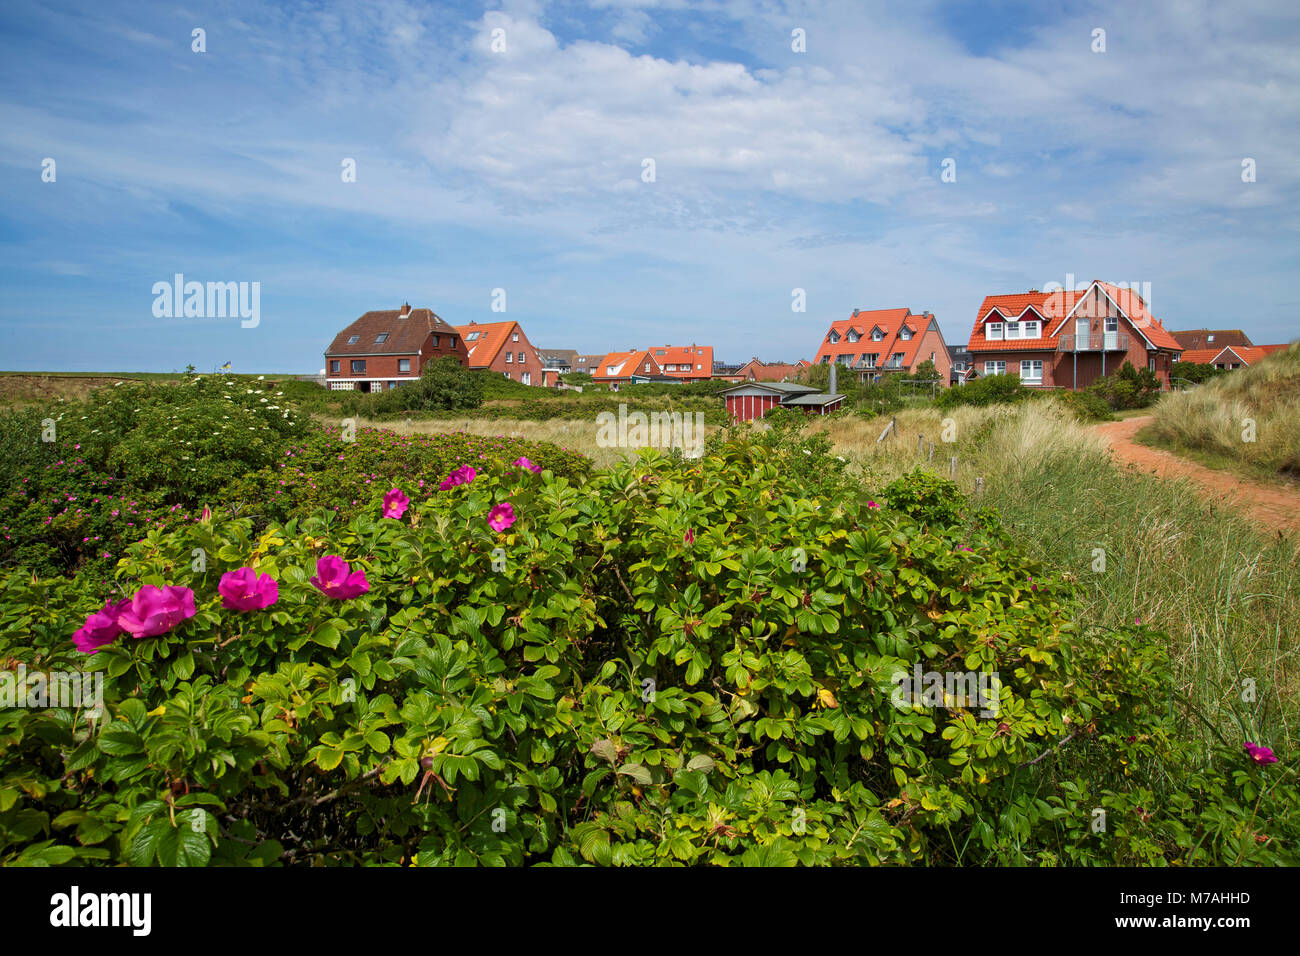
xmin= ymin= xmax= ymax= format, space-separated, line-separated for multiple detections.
xmin=828 ymin=331 xmax=840 ymax=344
xmin=871 ymin=328 xmax=884 ymax=341
xmin=986 ymin=322 xmax=1004 ymax=341
xmin=1005 ymin=322 xmax=1020 ymax=340
xmin=846 ymin=330 xmax=860 ymax=343
xmin=900 ymin=327 xmax=912 ymax=340
xmin=1022 ymin=320 xmax=1040 ymax=338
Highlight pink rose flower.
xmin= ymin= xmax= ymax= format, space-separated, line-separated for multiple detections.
xmin=1244 ymin=742 xmax=1278 ymax=765
xmin=439 ymin=465 xmax=477 ymax=490
xmin=513 ymin=457 xmax=541 ymax=474
xmin=487 ymin=502 xmax=516 ymax=532
xmin=383 ymin=488 xmax=410 ymax=519
xmin=73 ymin=599 xmax=131 ymax=653
xmin=117 ymin=585 xmax=197 ymax=639
xmin=309 ymin=556 xmax=370 ymax=600
xmin=218 ymin=567 xmax=279 ymax=612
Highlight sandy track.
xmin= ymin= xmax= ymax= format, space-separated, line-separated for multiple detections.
xmin=1092 ymin=415 xmax=1300 ymax=536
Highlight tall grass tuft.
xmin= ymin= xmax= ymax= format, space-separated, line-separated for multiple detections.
xmin=1145 ymin=341 xmax=1300 ymax=475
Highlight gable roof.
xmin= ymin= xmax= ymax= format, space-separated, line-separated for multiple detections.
xmin=814 ymin=308 xmax=940 ymax=369
xmin=737 ymin=358 xmax=809 ymax=382
xmin=1182 ymin=344 xmax=1290 ymax=366
xmin=592 ymin=349 xmax=662 ymax=380
xmin=455 ymin=320 xmax=529 ymax=368
xmin=1171 ymin=328 xmax=1254 ymax=351
xmin=326 ymin=306 xmax=459 ymax=356
xmin=539 ymin=348 xmax=579 ymax=368
xmin=968 ymin=281 xmax=1183 ymax=353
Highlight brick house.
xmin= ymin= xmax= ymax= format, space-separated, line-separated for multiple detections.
xmin=735 ymin=358 xmax=811 ymax=382
xmin=457 ymin=320 xmax=546 ymax=386
xmin=1177 ymin=344 xmax=1290 ymax=370
xmin=592 ymin=344 xmax=714 ymax=386
xmin=324 ymin=303 xmax=467 ymax=391
xmin=1170 ymin=329 xmax=1254 ymax=351
xmin=966 ymin=281 xmax=1184 ymax=390
xmin=813 ymin=308 xmax=952 ymax=383
xmin=572 ymin=354 xmax=605 ymax=377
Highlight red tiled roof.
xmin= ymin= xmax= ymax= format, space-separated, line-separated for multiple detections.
xmin=326 ymin=305 xmax=458 ymax=356
xmin=455 ymin=320 xmax=529 ymax=369
xmin=738 ymin=358 xmax=808 ymax=381
xmin=591 ymin=350 xmax=661 ymax=380
xmin=1182 ymin=344 xmax=1292 ymax=366
xmin=592 ymin=345 xmax=713 ymax=380
xmin=967 ymin=281 xmax=1183 ymax=353
xmin=813 ymin=308 xmax=937 ymax=369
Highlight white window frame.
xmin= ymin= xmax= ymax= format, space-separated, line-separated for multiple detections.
xmin=506 ymin=352 xmax=513 ymax=362
xmin=984 ymin=360 xmax=1006 ymax=376
xmin=986 ymin=322 xmax=1004 ymax=341
xmin=847 ymin=330 xmax=860 ymax=342
xmin=1022 ymin=320 xmax=1040 ymax=339
xmin=829 ymin=331 xmax=840 ymax=344
xmin=398 ymin=358 xmax=410 ymax=373
xmin=512 ymin=332 xmax=519 ymax=341
xmin=872 ymin=329 xmax=884 ymax=341
xmin=900 ymin=328 xmax=913 ymax=340
xmin=1020 ymin=359 xmax=1043 ymax=383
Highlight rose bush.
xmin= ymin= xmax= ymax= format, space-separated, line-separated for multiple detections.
xmin=1 ymin=428 xmax=1294 ymax=866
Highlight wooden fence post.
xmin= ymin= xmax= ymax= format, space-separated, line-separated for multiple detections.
xmin=975 ymin=476 xmax=984 ymax=499
xmin=950 ymin=456 xmax=958 ymax=479
xmin=918 ymin=434 xmax=924 ymax=456
xmin=928 ymin=442 xmax=934 ymax=461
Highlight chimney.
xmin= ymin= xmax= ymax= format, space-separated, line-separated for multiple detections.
xmin=853 ymin=309 xmax=859 ymax=318
xmin=400 ymin=302 xmax=411 ymax=317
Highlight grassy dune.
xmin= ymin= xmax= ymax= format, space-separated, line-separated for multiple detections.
xmin=1142 ymin=342 xmax=1300 ymax=477
xmin=810 ymin=401 xmax=1299 ymax=750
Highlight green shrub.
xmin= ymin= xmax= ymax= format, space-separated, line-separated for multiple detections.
xmin=1060 ymin=389 xmax=1114 ymax=423
xmin=2 ymin=429 xmax=1293 ymax=866
xmin=880 ymin=469 xmax=965 ymax=527
xmin=935 ymin=374 xmax=1036 ymax=411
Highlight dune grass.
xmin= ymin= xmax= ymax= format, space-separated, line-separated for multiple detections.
xmin=1143 ymin=342 xmax=1300 ymax=477
xmin=812 ymin=401 xmax=1300 ymax=751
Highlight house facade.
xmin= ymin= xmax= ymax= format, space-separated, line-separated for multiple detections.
xmin=457 ymin=320 xmax=546 ymax=386
xmin=966 ymin=281 xmax=1184 ymax=390
xmin=592 ymin=344 xmax=714 ymax=385
xmin=813 ymin=308 xmax=952 ymax=384
xmin=324 ymin=303 xmax=467 ymax=391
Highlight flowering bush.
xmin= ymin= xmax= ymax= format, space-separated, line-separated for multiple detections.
xmin=0 ymin=429 xmax=1293 ymax=867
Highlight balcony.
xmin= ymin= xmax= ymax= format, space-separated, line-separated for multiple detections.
xmin=1058 ymin=333 xmax=1129 ymax=353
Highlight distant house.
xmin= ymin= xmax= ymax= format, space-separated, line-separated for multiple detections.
xmin=572 ymin=354 xmax=604 ymax=376
xmin=593 ymin=344 xmax=714 ymax=385
xmin=736 ymin=358 xmax=811 ymax=382
xmin=813 ymin=308 xmax=952 ymax=384
xmin=966 ymin=281 xmax=1184 ymax=390
xmin=948 ymin=347 xmax=977 ymax=385
xmin=1177 ymin=344 xmax=1290 ymax=370
xmin=719 ymin=381 xmax=844 ymax=421
xmin=325 ymin=303 xmax=467 ymax=392
xmin=712 ymin=361 xmax=746 ymax=383
xmin=457 ymin=320 xmax=546 ymax=386
xmin=539 ymin=348 xmax=578 ymax=373
xmin=1171 ymin=329 xmax=1254 ymax=351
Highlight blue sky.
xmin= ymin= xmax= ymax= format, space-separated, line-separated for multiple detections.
xmin=2 ymin=0 xmax=1297 ymax=373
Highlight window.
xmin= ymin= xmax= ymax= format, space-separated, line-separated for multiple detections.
xmin=347 ymin=335 xmax=360 ymax=344
xmin=829 ymin=331 xmax=840 ymax=344
xmin=465 ymin=332 xmax=479 ymax=341
xmin=506 ymin=352 xmax=513 ymax=362
xmin=847 ymin=330 xmax=860 ymax=343
xmin=696 ymin=364 xmax=702 ymax=370
xmin=872 ymin=328 xmax=884 ymax=341
xmin=820 ymin=355 xmax=830 ymax=364
xmin=607 ymin=366 xmax=617 ymax=374
xmin=521 ymin=372 xmax=531 ymax=385
xmin=838 ymin=354 xmax=853 ymax=366
xmin=644 ymin=363 xmax=651 ymax=372
xmin=1005 ymin=322 xmax=1020 ymax=340
xmin=430 ymin=334 xmax=439 ymax=347
xmin=375 ymin=333 xmax=388 ymax=344
xmin=864 ymin=354 xmax=878 ymax=368
xmin=984 ymin=361 xmax=1006 ymax=376
xmin=900 ymin=328 xmax=912 ymax=340
xmin=398 ymin=358 xmax=410 ymax=373
xmin=986 ymin=322 xmax=1003 ymax=341
xmin=889 ymin=353 xmax=904 ymax=367
xmin=512 ymin=333 xmax=519 ymax=341
xmin=518 ymin=352 xmax=525 ymax=363
xmin=1020 ymin=360 xmax=1043 ymax=383
xmin=388 ymin=381 xmax=396 ymax=389
xmin=449 ymin=337 xmax=456 ymax=348
xmin=329 ymin=360 xmax=340 ymax=373
xmin=1207 ymin=334 xmax=1215 ymax=343
xmin=1149 ymin=358 xmax=1156 ymax=373
xmin=503 ymin=372 xmax=510 ymax=380
xmin=1022 ymin=321 xmax=1040 ymax=338
xmin=350 ymin=360 xmax=366 ymax=374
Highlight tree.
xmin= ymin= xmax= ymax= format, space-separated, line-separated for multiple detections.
xmin=413 ymin=356 xmax=484 ymax=411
